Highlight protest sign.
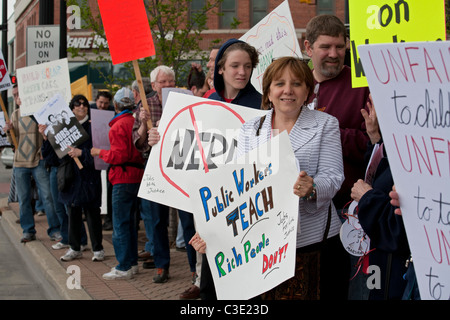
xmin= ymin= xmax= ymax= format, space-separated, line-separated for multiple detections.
xmin=0 ymin=50 xmax=12 ymax=92
xmin=240 ymin=0 xmax=301 ymax=93
xmin=191 ymin=131 xmax=299 ymax=300
xmin=98 ymin=0 xmax=155 ymax=128
xmin=97 ymin=0 xmax=155 ymax=65
xmin=161 ymin=87 xmax=193 ymax=109
xmin=349 ymin=0 xmax=446 ymax=88
xmin=0 ymin=112 xmax=11 ymax=147
xmin=358 ymin=41 xmax=450 ymax=300
xmin=34 ymin=94 xmax=88 ymax=159
xmin=0 ymin=50 xmax=16 ymax=148
xmin=137 ymin=92 xmax=267 ymax=213
xmin=90 ymin=108 xmax=115 ymax=170
xmin=16 ymin=58 xmax=71 ymax=117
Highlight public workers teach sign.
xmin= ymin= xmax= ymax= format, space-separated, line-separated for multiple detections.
xmin=349 ymin=0 xmax=446 ymax=88
xmin=240 ymin=0 xmax=301 ymax=93
xmin=358 ymin=41 xmax=450 ymax=300
xmin=33 ymin=94 xmax=88 ymax=158
xmin=16 ymin=58 xmax=71 ymax=117
xmin=192 ymin=131 xmax=299 ymax=300
xmin=138 ymin=92 xmax=267 ymax=213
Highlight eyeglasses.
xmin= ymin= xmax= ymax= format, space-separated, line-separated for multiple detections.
xmin=73 ymin=101 xmax=88 ymax=108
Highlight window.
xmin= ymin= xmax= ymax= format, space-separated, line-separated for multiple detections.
xmin=317 ymin=0 xmax=335 ymax=15
xmin=190 ymin=0 xmax=206 ymax=28
xmin=251 ymin=0 xmax=268 ymax=27
xmin=220 ymin=0 xmax=236 ymax=29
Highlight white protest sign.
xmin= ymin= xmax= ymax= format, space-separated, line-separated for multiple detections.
xmin=0 ymin=112 xmax=11 ymax=147
xmin=17 ymin=58 xmax=71 ymax=116
xmin=0 ymin=50 xmax=12 ymax=92
xmin=358 ymin=41 xmax=450 ymax=300
xmin=192 ymin=131 xmax=298 ymax=300
xmin=34 ymin=94 xmax=88 ymax=158
xmin=138 ymin=92 xmax=267 ymax=213
xmin=240 ymin=0 xmax=301 ymax=93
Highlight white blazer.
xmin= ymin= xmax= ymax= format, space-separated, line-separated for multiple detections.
xmin=236 ymin=107 xmax=344 ymax=248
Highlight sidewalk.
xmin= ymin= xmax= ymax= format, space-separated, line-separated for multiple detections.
xmin=0 ymin=197 xmax=195 ymax=300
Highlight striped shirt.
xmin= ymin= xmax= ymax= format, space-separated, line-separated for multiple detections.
xmin=236 ymin=107 xmax=344 ymax=248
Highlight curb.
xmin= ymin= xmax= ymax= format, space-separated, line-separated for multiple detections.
xmin=0 ymin=199 xmax=92 ymax=300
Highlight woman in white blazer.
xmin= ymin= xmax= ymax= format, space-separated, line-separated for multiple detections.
xmin=191 ymin=57 xmax=347 ymax=300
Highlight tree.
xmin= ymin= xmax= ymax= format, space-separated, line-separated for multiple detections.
xmin=67 ymin=0 xmax=231 ymax=91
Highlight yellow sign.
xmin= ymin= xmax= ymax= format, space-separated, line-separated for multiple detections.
xmin=349 ymin=0 xmax=446 ymax=88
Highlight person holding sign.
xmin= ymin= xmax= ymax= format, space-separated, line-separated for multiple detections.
xmin=191 ymin=57 xmax=345 ymax=300
xmin=4 ymin=84 xmax=61 ymax=243
xmin=350 ymin=99 xmax=410 ymax=300
xmin=191 ymin=39 xmax=262 ymax=299
xmin=91 ymin=88 xmax=145 ymax=280
xmin=132 ymin=65 xmax=175 ymax=283
xmin=304 ymin=14 xmax=370 ymax=299
xmin=58 ymin=95 xmax=104 ymax=262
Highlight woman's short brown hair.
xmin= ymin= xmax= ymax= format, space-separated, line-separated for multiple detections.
xmin=261 ymin=57 xmax=314 ymax=110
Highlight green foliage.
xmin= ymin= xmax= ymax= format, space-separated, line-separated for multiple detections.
xmin=67 ymin=0 xmax=232 ymax=91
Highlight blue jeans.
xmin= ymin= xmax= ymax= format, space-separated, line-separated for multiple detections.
xmin=112 ymin=183 xmax=139 ymax=271
xmin=15 ymin=160 xmax=60 ymax=237
xmin=178 ymin=210 xmax=196 ymax=272
xmin=139 ymin=198 xmax=154 ymax=255
xmin=149 ymin=201 xmax=170 ymax=270
xmin=49 ymin=166 xmax=87 ymax=245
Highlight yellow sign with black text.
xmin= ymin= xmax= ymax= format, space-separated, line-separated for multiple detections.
xmin=349 ymin=0 xmax=446 ymax=88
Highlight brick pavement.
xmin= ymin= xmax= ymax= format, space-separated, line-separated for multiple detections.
xmin=1 ymin=199 xmax=196 ymax=300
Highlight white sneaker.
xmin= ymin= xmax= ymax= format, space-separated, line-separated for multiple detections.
xmin=52 ymin=242 xmax=69 ymax=250
xmin=131 ymin=265 xmax=139 ymax=275
xmin=102 ymin=267 xmax=133 ymax=280
xmin=60 ymin=248 xmax=82 ymax=261
xmin=81 ymin=245 xmax=88 ymax=251
xmin=92 ymin=250 xmax=105 ymax=261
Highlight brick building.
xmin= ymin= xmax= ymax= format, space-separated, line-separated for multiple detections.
xmin=12 ymin=0 xmax=348 ymax=92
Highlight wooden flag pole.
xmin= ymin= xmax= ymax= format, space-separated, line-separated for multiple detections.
xmin=0 ymin=97 xmax=18 ymax=150
xmin=132 ymin=60 xmax=153 ymax=129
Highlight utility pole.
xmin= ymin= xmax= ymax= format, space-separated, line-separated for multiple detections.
xmin=39 ymin=0 xmax=54 ymax=25
xmin=60 ymin=0 xmax=66 ymax=59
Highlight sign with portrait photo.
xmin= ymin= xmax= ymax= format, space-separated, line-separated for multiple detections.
xmin=34 ymin=94 xmax=88 ymax=158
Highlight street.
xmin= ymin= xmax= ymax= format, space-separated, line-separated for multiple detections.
xmin=0 ymin=162 xmax=63 ymax=300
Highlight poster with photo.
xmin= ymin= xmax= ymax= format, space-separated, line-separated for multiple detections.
xmin=34 ymin=94 xmax=89 ymax=158
xmin=0 ymin=112 xmax=11 ymax=147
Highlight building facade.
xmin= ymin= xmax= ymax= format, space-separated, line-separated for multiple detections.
xmin=10 ymin=0 xmax=347 ymax=95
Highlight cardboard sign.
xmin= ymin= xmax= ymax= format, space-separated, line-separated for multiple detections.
xmin=16 ymin=58 xmax=71 ymax=117
xmin=349 ymin=0 xmax=446 ymax=88
xmin=90 ymin=108 xmax=115 ymax=170
xmin=98 ymin=0 xmax=155 ymax=65
xmin=358 ymin=41 xmax=450 ymax=300
xmin=138 ymin=92 xmax=267 ymax=213
xmin=240 ymin=0 xmax=301 ymax=93
xmin=192 ymin=131 xmax=299 ymax=300
xmin=34 ymin=94 xmax=88 ymax=158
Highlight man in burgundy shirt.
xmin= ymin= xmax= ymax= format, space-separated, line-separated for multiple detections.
xmin=304 ymin=14 xmax=371 ymax=300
